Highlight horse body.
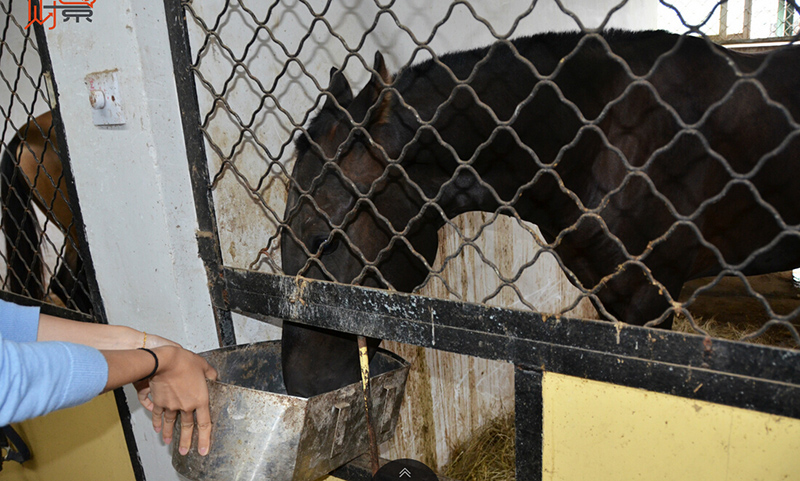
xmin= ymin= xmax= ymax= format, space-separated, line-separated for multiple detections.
xmin=1 ymin=112 xmax=91 ymax=313
xmin=281 ymin=30 xmax=800 ymax=396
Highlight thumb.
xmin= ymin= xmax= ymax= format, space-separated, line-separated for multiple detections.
xmin=136 ymin=384 xmax=155 ymax=411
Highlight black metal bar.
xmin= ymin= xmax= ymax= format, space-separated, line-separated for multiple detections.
xmin=162 ymin=0 xmax=235 ymax=347
xmin=515 ymin=366 xmax=543 ymax=481
xmin=112 ymin=388 xmax=147 ymax=481
xmin=30 ymin=3 xmax=107 ymax=325
xmin=0 ymin=289 xmax=92 ymax=323
xmin=223 ymin=268 xmax=800 ymax=419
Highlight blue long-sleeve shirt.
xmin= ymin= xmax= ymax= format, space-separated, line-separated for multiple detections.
xmin=0 ymin=300 xmax=107 ymax=425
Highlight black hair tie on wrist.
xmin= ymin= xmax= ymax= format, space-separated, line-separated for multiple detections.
xmin=136 ymin=347 xmax=159 ymax=383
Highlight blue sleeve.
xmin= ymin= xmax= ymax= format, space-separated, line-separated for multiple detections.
xmin=0 ymin=331 xmax=108 ymax=426
xmin=0 ymin=300 xmax=41 ymax=342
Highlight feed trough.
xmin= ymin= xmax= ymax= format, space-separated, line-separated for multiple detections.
xmin=172 ymin=340 xmax=409 ymax=481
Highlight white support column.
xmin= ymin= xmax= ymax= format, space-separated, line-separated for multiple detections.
xmin=43 ymin=1 xmax=219 ymax=479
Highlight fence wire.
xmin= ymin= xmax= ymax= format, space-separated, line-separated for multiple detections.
xmin=182 ymin=0 xmax=800 ymax=349
xmin=0 ymin=0 xmax=92 ymax=314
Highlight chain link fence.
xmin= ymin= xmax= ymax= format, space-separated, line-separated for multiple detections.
xmin=179 ymin=0 xmax=799 ymax=349
xmin=661 ymin=0 xmax=800 ymax=43
xmin=0 ymin=0 xmax=92 ymax=315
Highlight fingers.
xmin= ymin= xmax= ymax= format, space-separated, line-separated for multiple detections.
xmin=136 ymin=383 xmax=154 ymax=412
xmin=161 ymin=408 xmax=178 ymax=445
xmin=173 ymin=409 xmax=212 ymax=457
xmin=195 ymin=404 xmax=212 ymax=456
xmin=152 ymin=405 xmax=164 ymax=434
xmin=178 ymin=411 xmax=195 ymax=456
xmin=144 ymin=347 xmax=217 ymax=456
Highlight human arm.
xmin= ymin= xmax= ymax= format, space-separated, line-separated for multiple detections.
xmin=43 ymin=317 xmax=220 ymax=455
xmin=0 ymin=338 xmax=217 ymax=455
xmin=0 ymin=336 xmax=107 ymax=426
xmin=37 ymin=313 xmax=179 ymax=350
xmin=1 ymin=300 xmax=216 ymax=455
xmin=37 ymin=312 xmax=217 ymax=454
xmin=1 ymin=300 xmax=105 ymax=425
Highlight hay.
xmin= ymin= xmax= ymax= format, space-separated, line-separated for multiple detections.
xmin=443 ymin=413 xmax=516 ymax=481
xmin=672 ymin=314 xmax=799 ymax=349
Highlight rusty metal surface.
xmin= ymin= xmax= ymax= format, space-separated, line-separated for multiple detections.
xmin=295 ymin=348 xmax=408 ymax=480
xmin=172 ymin=340 xmax=409 ymax=481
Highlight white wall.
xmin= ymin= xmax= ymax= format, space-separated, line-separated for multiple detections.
xmin=42 ymin=2 xmax=219 ymax=479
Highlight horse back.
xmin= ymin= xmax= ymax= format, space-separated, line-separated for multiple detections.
xmin=594 ymin=36 xmax=800 ymax=278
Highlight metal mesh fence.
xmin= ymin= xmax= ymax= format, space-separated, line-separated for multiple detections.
xmin=661 ymin=0 xmax=800 ymax=42
xmin=181 ymin=0 xmax=800 ymax=348
xmin=0 ymin=0 xmax=92 ymax=314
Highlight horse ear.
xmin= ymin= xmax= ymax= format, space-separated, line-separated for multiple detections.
xmin=324 ymin=67 xmax=353 ymax=111
xmin=372 ymin=51 xmax=391 ymax=86
xmin=369 ymin=51 xmax=394 ymax=125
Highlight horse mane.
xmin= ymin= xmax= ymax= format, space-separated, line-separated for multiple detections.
xmin=395 ymin=29 xmax=670 ymax=78
xmin=295 ymin=29 xmax=698 ymax=157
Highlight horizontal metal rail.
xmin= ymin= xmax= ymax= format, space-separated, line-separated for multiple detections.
xmin=223 ymin=267 xmax=800 ymax=419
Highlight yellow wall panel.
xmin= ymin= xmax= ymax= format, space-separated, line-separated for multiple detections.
xmin=0 ymin=392 xmax=135 ymax=481
xmin=543 ymin=373 xmax=800 ymax=481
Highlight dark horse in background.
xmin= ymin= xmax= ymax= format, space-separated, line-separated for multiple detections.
xmin=281 ymin=30 xmax=800 ymax=397
xmin=1 ymin=111 xmax=92 ymax=313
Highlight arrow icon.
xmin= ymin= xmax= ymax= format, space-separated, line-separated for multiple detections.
xmin=374 ymin=459 xmax=435 ymax=481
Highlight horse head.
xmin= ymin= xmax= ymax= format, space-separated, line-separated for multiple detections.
xmin=281 ymin=53 xmax=441 ymax=396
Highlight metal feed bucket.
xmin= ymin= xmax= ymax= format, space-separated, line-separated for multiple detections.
xmin=172 ymin=340 xmax=409 ymax=481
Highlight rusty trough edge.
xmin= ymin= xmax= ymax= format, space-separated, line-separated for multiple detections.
xmin=222 ymin=267 xmax=800 ymax=420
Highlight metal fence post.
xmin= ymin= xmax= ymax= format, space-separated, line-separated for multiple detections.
xmin=515 ymin=365 xmax=544 ymax=481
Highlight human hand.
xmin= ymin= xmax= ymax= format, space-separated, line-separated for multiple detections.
xmin=135 ymin=346 xmax=218 ymax=456
xmin=133 ymin=334 xmax=184 ymax=412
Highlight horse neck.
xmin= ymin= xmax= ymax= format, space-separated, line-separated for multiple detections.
xmin=392 ymin=36 xmax=591 ymax=235
xmin=396 ymin=109 xmax=568 ymax=239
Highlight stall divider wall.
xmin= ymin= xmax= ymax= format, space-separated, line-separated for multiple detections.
xmin=40 ymin=2 xmax=220 ymax=479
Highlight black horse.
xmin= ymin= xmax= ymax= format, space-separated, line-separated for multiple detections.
xmin=281 ymin=30 xmax=800 ymax=397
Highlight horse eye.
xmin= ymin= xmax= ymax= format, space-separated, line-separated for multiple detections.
xmin=310 ymin=236 xmax=340 ymax=256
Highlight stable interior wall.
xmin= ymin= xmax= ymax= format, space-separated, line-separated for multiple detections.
xmin=39 ymin=2 xmax=220 ymax=480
